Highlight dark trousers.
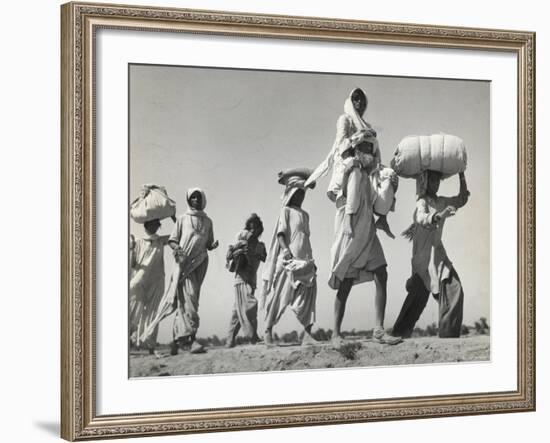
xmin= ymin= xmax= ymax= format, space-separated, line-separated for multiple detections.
xmin=392 ymin=268 xmax=464 ymax=338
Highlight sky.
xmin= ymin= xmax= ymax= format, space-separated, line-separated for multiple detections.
xmin=129 ymin=64 xmax=490 ymax=343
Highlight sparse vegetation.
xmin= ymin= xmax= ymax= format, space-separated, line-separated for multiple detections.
xmin=474 ymin=317 xmax=490 ymax=335
xmin=336 ymin=341 xmax=362 ymax=360
xmin=426 ymin=322 xmax=439 ymax=336
xmin=181 ymin=318 xmax=491 ymax=349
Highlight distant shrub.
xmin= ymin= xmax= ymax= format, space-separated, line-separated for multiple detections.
xmin=281 ymin=330 xmax=299 ymax=343
xmin=313 ymin=328 xmax=331 ymax=341
xmin=426 ymin=323 xmax=438 ymax=336
xmin=461 ymin=324 xmax=470 ymax=336
xmin=474 ymin=317 xmax=490 ymax=335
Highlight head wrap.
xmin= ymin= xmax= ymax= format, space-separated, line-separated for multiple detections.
xmin=277 ymin=168 xmax=314 ymax=205
xmin=186 ymin=187 xmax=207 ymax=216
xmin=344 ymin=87 xmax=369 ymax=131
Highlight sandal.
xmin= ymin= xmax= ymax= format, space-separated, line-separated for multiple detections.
xmin=372 ymin=329 xmax=402 ymax=345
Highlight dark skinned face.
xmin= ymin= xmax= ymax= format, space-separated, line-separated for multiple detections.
xmin=189 ymin=191 xmax=203 ymax=210
xmin=247 ymin=221 xmax=261 ymax=239
xmin=351 ymin=90 xmax=367 ymax=116
xmin=288 ymin=188 xmax=306 ymax=208
xmin=427 ymin=171 xmax=441 ymax=195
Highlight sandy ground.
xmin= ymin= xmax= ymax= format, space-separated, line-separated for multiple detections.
xmin=129 ymin=335 xmax=490 ymax=377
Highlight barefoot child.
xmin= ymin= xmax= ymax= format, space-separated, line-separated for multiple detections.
xmin=129 ymin=219 xmax=171 ymax=357
xmin=262 ymin=169 xmax=318 ymax=347
xmin=340 ymin=139 xmax=398 ymax=239
xmin=225 ymin=214 xmax=267 ymax=348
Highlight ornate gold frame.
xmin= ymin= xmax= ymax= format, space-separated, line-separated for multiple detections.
xmin=61 ymin=2 xmax=536 ymax=440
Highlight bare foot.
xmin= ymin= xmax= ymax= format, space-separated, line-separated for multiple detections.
xmin=190 ymin=341 xmax=206 ymax=354
xmin=301 ymin=333 xmax=319 ymax=346
xmin=331 ymin=335 xmax=345 ymax=348
xmin=375 ymin=216 xmax=395 ymax=239
xmin=264 ymin=330 xmax=276 ymax=347
xmin=251 ymin=334 xmax=262 ymax=345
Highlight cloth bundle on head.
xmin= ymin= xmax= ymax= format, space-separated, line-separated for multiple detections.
xmin=262 ymin=168 xmax=314 ymax=297
xmin=390 ymin=134 xmax=467 ymax=179
xmin=277 ymin=167 xmax=315 ymax=205
xmin=305 ymin=87 xmax=380 ymax=188
xmin=130 ymin=184 xmax=176 ymax=223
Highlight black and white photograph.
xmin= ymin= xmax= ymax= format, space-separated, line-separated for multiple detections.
xmin=2 ymin=0 xmax=545 ymax=440
xmin=128 ymin=64 xmax=490 ymax=377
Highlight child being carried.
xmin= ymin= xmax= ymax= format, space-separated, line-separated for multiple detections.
xmin=330 ymin=128 xmax=398 ymax=239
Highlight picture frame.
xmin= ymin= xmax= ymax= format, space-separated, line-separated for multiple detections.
xmin=61 ymin=1 xmax=536 ymax=440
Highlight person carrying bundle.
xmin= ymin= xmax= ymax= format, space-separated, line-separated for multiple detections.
xmin=129 ymin=184 xmax=177 ymax=357
xmin=129 ymin=220 xmax=171 ymax=357
xmin=392 ymin=170 xmax=470 ymax=338
xmin=225 ymin=214 xmax=267 ymax=348
xmin=261 ymin=169 xmax=318 ymax=347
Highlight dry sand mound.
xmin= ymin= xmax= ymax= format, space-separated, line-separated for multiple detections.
xmin=129 ymin=335 xmax=490 ymax=378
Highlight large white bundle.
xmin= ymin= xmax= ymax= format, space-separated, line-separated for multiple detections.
xmin=390 ymin=134 xmax=467 ymax=179
xmin=130 ymin=184 xmax=176 ymax=224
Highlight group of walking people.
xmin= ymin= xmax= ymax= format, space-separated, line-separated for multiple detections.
xmin=129 ymin=87 xmax=470 ymax=357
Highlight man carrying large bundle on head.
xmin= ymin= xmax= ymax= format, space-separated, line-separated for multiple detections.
xmin=390 ymin=134 xmax=470 ymax=338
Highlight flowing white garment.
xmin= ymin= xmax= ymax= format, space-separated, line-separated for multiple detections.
xmin=140 ymin=188 xmax=213 ymax=341
xmin=129 ymin=234 xmax=166 ymax=346
xmin=262 ymin=184 xmax=317 ymax=329
xmin=329 ymin=168 xmax=386 ymax=290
